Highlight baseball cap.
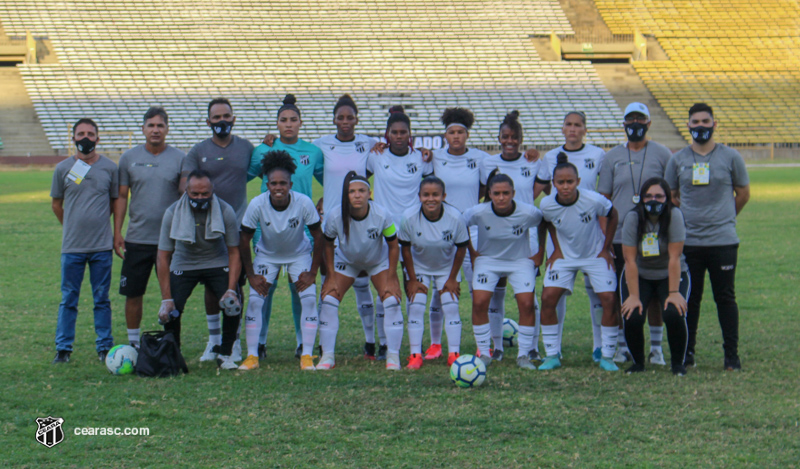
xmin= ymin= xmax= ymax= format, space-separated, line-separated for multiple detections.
xmin=623 ymin=102 xmax=650 ymax=120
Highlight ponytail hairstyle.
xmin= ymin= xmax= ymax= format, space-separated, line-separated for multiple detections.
xmin=440 ymin=107 xmax=475 ymax=130
xmin=563 ymin=110 xmax=587 ymax=126
xmin=635 ymin=177 xmax=673 ymax=243
xmin=341 ymin=171 xmax=370 ymax=240
xmin=277 ymin=94 xmax=301 ymax=119
xmin=333 ymin=93 xmax=358 ymax=116
xmin=419 ymin=175 xmax=446 ymax=194
xmin=499 ymin=110 xmax=523 ymax=141
xmin=385 ymin=105 xmax=412 ymax=150
xmin=261 ymin=150 xmax=296 ymax=180
xmin=553 ymin=152 xmax=579 ymax=179
xmin=484 ymin=169 xmax=515 ymax=202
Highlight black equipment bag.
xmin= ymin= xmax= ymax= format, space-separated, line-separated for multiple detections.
xmin=135 ymin=331 xmax=188 ymax=377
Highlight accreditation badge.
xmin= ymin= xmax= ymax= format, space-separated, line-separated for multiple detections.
xmin=67 ymin=159 xmax=91 ymax=184
xmin=642 ymin=232 xmax=659 ymax=257
xmin=692 ymin=162 xmax=710 ymax=185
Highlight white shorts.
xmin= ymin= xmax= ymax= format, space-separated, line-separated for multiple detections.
xmin=409 ymin=272 xmax=451 ymax=292
xmin=253 ymin=254 xmax=312 ymax=286
xmin=472 ymin=257 xmax=536 ymax=294
xmin=332 ymin=248 xmax=390 ymax=279
xmin=543 ymin=257 xmax=617 ymax=294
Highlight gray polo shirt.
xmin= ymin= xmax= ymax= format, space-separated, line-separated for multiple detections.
xmin=622 ymin=208 xmax=688 ymax=280
xmin=50 ymin=155 xmax=119 ymax=254
xmin=119 ymin=144 xmax=185 ymax=245
xmin=181 ymin=135 xmax=255 ymax=224
xmin=597 ymin=141 xmax=672 ymax=244
xmin=157 ymin=200 xmax=240 ymax=271
xmin=665 ymin=144 xmax=749 ymax=246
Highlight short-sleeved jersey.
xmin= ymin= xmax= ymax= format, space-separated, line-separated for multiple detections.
xmin=480 ymin=153 xmax=544 ymax=206
xmin=366 ymin=147 xmax=432 ymax=225
xmin=249 ymin=138 xmax=324 ymax=199
xmin=182 ymin=135 xmax=255 ymax=224
xmin=540 ymin=189 xmax=614 ymax=260
xmin=241 ymin=191 xmax=321 ymax=263
xmin=324 ymin=201 xmax=397 ymax=266
xmin=538 ymin=144 xmax=605 ymax=190
xmin=431 ymin=147 xmax=488 ymax=214
xmin=463 ymin=201 xmax=543 ymax=261
xmin=622 ymin=208 xmax=688 ymax=280
xmin=398 ymin=203 xmax=470 ymax=276
xmin=118 ymin=144 xmax=185 ymax=245
xmin=665 ymin=144 xmax=749 ymax=246
xmin=50 ymin=155 xmax=119 ymax=254
xmin=158 ymin=199 xmax=240 ymax=271
xmin=313 ymin=134 xmax=376 ymax=218
xmin=597 ymin=141 xmax=672 ymax=243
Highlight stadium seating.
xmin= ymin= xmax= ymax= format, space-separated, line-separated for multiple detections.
xmin=0 ymin=0 xmax=624 ymax=153
xmin=594 ymin=0 xmax=800 ymax=143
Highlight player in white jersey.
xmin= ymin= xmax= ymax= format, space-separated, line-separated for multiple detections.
xmin=399 ymin=176 xmax=469 ymax=368
xmin=536 ymin=111 xmax=607 ymax=362
xmin=538 ymin=155 xmax=620 ymax=372
xmin=318 ymin=172 xmax=403 ymax=370
xmin=421 ymin=108 xmax=488 ymax=361
xmin=238 ymin=151 xmax=324 ymax=371
xmin=463 ymin=173 xmax=545 ymax=370
xmin=477 ymin=111 xmax=546 ymax=361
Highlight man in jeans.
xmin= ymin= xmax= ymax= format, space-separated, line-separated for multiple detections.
xmin=50 ymin=118 xmax=119 ymax=364
xmin=665 ymin=103 xmax=750 ymax=370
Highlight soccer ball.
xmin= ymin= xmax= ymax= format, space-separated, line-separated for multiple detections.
xmin=105 ymin=345 xmax=138 ymax=375
xmin=449 ymin=354 xmax=487 ymax=388
xmin=503 ymin=318 xmax=519 ymax=348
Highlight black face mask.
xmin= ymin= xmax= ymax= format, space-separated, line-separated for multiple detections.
xmin=644 ymin=200 xmax=665 ymax=216
xmin=75 ymin=137 xmax=96 ymax=155
xmin=624 ymin=122 xmax=648 ymax=142
xmin=211 ymin=120 xmax=233 ymax=138
xmin=188 ymin=196 xmax=211 ymax=211
xmin=690 ymin=125 xmax=714 ymax=144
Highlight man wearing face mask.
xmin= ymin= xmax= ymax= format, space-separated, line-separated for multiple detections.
xmin=665 ymin=103 xmax=750 ymax=371
xmin=597 ymin=103 xmax=674 ymax=365
xmin=180 ymin=98 xmax=255 ymax=362
xmin=50 ymin=118 xmax=119 ymax=364
xmin=156 ymin=170 xmax=243 ymax=369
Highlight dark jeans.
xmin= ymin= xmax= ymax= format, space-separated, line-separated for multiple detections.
xmin=166 ymin=267 xmax=240 ymax=355
xmin=621 ymin=269 xmax=691 ymax=367
xmin=683 ymin=244 xmax=740 ymax=357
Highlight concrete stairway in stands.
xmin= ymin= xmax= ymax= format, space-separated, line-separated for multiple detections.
xmin=0 ymin=67 xmax=55 ymax=156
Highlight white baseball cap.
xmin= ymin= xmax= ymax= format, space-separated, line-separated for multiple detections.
xmin=623 ymin=102 xmax=650 ymax=120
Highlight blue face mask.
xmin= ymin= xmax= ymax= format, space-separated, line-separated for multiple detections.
xmin=211 ymin=120 xmax=233 ymax=138
xmin=690 ymin=125 xmax=714 ymax=144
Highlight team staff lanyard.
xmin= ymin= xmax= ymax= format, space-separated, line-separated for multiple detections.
xmin=627 ymin=142 xmax=648 ymax=204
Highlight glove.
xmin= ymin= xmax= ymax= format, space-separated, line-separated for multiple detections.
xmin=159 ymin=299 xmax=176 ymax=324
xmin=219 ymin=289 xmax=241 ymax=316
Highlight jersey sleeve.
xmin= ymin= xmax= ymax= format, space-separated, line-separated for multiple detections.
xmin=479 ymin=159 xmax=492 ymax=185
xmin=323 ymin=214 xmax=339 ymax=241
xmin=312 ymin=145 xmax=325 ymax=186
xmin=247 ymin=144 xmax=268 ymax=181
xmin=621 ymin=211 xmax=639 ymax=247
xmin=157 ymin=207 xmax=176 ymax=252
xmin=730 ymin=149 xmax=750 ymax=187
xmin=241 ymin=197 xmax=260 ymax=231
xmin=536 ymin=157 xmax=552 ymax=182
xmin=421 ymin=158 xmax=433 ymax=177
xmin=222 ymin=204 xmax=240 ymax=247
xmin=668 ymin=208 xmax=686 ymax=243
xmin=181 ymin=145 xmax=200 ymax=177
xmin=597 ymin=155 xmax=613 ymax=195
xmin=664 ymin=155 xmax=679 ymax=191
xmin=109 ymin=161 xmax=120 ymax=199
xmin=118 ymin=153 xmax=130 ymax=187
xmin=365 ymin=152 xmax=376 ymax=175
xmin=461 ymin=205 xmax=477 ymax=227
xmin=50 ymin=165 xmax=65 ymax=198
xmin=529 ymin=205 xmax=544 ymax=229
xmin=302 ymin=195 xmax=321 ymax=227
xmin=539 ymin=198 xmax=553 ymax=222
xmin=453 ymin=214 xmax=470 ymax=246
xmin=398 ymin=216 xmax=412 ymax=244
xmin=595 ymin=192 xmax=614 ymax=217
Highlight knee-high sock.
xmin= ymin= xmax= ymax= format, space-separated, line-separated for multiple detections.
xmin=440 ymin=292 xmax=461 ymax=353
xmin=244 ymin=287 xmax=264 ymax=357
xmin=428 ymin=289 xmax=443 ymax=345
xmin=601 ymin=326 xmax=619 ymax=360
xmin=473 ymin=323 xmax=491 ymax=358
xmin=649 ymin=325 xmax=663 ymax=352
xmin=407 ymin=293 xmax=427 ymax=355
xmin=289 ymin=282 xmax=303 ymax=347
xmin=207 ymin=313 xmax=222 ymax=346
xmin=555 ymin=294 xmax=567 ymax=343
xmin=258 ymin=280 xmax=279 ymax=344
xmin=531 ymin=295 xmax=541 ymax=353
xmin=298 ymin=286 xmax=318 ymax=356
xmin=383 ymin=296 xmax=403 ymax=355
xmin=318 ymin=296 xmax=340 ymax=354
xmin=353 ymin=276 xmax=375 ymax=344
xmin=488 ymin=287 xmax=506 ymax=351
xmin=591 ymin=301 xmax=603 ymax=351
xmin=375 ymin=299 xmax=387 ymax=346
xmin=542 ymin=324 xmax=561 ymax=358
xmin=518 ymin=325 xmax=536 ymax=358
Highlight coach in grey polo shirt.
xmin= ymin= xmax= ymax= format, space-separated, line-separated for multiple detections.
xmin=665 ymin=102 xmax=750 ymax=371
xmin=114 ymin=107 xmax=184 ymax=348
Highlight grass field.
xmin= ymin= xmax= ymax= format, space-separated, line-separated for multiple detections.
xmin=1 ymin=167 xmax=799 ymax=468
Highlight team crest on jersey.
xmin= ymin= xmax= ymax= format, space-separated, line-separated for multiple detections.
xmin=299 ymin=155 xmax=310 ymax=165
xmin=256 ymin=264 xmax=268 ymax=276
xmin=355 ymin=142 xmax=367 ymax=153
xmin=441 ymin=230 xmax=453 ymax=242
xmin=467 ymin=158 xmax=477 ymax=169
xmin=548 ymin=270 xmax=559 ymax=281
xmin=476 ymin=273 xmax=488 ymax=284
xmin=367 ymin=228 xmax=380 ymax=239
xmin=585 ymin=159 xmax=595 ymax=170
xmin=512 ymin=225 xmax=524 ymax=236
xmin=520 ymin=166 xmax=531 ymax=177
xmin=580 ymin=212 xmax=593 ymax=223
xmin=407 ymin=163 xmax=419 ymax=174
xmin=335 ymin=262 xmax=347 ymax=271
xmin=35 ymin=417 xmax=64 ymax=448
xmin=288 ymin=217 xmax=300 ymax=228
xmin=416 ymin=274 xmax=424 ymax=283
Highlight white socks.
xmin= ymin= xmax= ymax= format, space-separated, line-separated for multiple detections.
xmin=601 ymin=326 xmax=619 ymax=360
xmin=319 ymin=296 xmax=340 ymax=354
xmin=407 ymin=293 xmax=427 ymax=355
xmin=127 ymin=328 xmax=140 ymax=347
xmin=473 ymin=323 xmax=491 ymax=358
xmin=207 ymin=313 xmax=222 ymax=346
xmin=440 ymin=292 xmax=461 ymax=354
xmin=488 ymin=287 xmax=506 ymax=351
xmin=518 ymin=325 xmax=536 ymax=358
xmin=244 ymin=287 xmax=264 ymax=357
xmin=650 ymin=325 xmax=663 ymax=352
xmin=555 ymin=294 xmax=567 ymax=343
xmin=542 ymin=324 xmax=560 ymax=358
xmin=428 ymin=290 xmax=443 ymax=345
xmin=382 ymin=296 xmax=403 ymax=355
xmin=375 ymin=300 xmax=387 ymax=346
xmin=299 ymin=287 xmax=318 ymax=356
xmin=353 ymin=276 xmax=375 ymax=344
